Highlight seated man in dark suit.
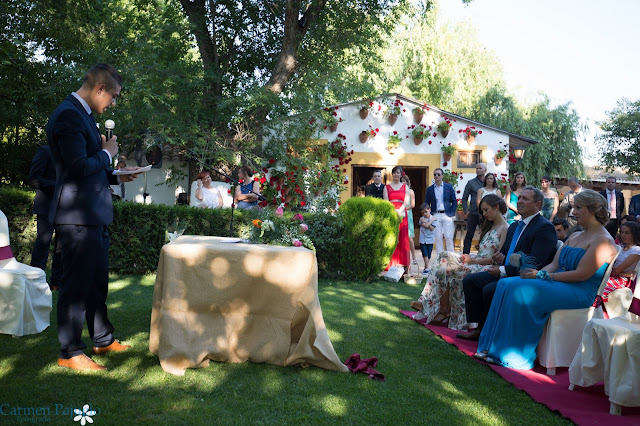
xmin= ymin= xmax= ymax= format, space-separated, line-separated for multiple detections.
xmin=629 ymin=193 xmax=640 ymax=219
xmin=457 ymin=186 xmax=557 ymax=340
xmin=365 ymin=169 xmax=384 ymax=198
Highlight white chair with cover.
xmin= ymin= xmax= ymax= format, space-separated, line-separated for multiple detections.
xmin=536 ymin=246 xmax=621 ymax=375
xmin=189 ymin=181 xmax=233 ymax=208
xmin=568 ymin=276 xmax=640 ymax=415
xmin=0 ymin=209 xmax=52 ymax=336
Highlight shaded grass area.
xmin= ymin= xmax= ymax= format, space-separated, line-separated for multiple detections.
xmin=0 ymin=275 xmax=571 ymax=425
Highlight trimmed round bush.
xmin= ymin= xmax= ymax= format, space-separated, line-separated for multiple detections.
xmin=339 ymin=196 xmax=399 ymax=281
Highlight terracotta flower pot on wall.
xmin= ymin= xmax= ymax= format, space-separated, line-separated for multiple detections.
xmin=440 ymin=129 xmax=449 ymax=138
xmin=414 ymin=112 xmax=424 ymax=124
xmin=494 ymin=156 xmax=503 ymax=166
xmin=466 ymin=134 xmax=475 ymax=145
xmin=359 ymin=109 xmax=369 ymax=119
xmin=359 ymin=132 xmax=368 ymax=143
xmin=329 ymin=123 xmax=339 ymax=133
xmin=413 ymin=137 xmax=423 ymax=145
xmin=443 ymin=153 xmax=452 ymax=162
xmin=388 ymin=114 xmax=398 ymax=126
xmin=386 ymin=146 xmax=397 ymax=155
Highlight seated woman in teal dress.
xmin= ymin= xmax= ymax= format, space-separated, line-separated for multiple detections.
xmin=475 ymin=189 xmax=618 ymax=370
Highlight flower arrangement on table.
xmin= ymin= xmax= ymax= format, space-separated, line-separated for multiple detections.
xmin=387 ymin=131 xmax=402 ymax=149
xmin=437 ymin=120 xmax=452 ymax=133
xmin=441 ymin=143 xmax=457 ymax=155
xmin=407 ymin=124 xmax=431 ymax=139
xmin=242 ymin=209 xmax=315 ymax=252
xmin=459 ymin=125 xmax=482 ymax=139
xmin=385 ymin=99 xmax=405 ymax=116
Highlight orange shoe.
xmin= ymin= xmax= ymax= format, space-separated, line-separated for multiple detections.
xmin=58 ymin=354 xmax=106 ymax=371
xmin=92 ymin=340 xmax=131 ymax=355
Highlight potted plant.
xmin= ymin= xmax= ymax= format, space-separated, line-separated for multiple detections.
xmin=359 ymin=126 xmax=379 ymax=143
xmin=437 ymin=120 xmax=452 ymax=138
xmin=322 ymin=107 xmax=343 ymax=132
xmin=456 ymin=200 xmax=465 ymax=220
xmin=358 ymin=99 xmax=375 ymax=119
xmin=413 ymin=104 xmax=428 ymax=123
xmin=459 ymin=125 xmax=482 ymax=144
xmin=387 ymin=131 xmax=401 ymax=154
xmin=441 ymin=143 xmax=456 ymax=161
xmin=494 ymin=149 xmax=507 ymax=165
xmin=407 ymin=124 xmax=430 ymax=145
xmin=385 ymin=99 xmax=404 ymax=126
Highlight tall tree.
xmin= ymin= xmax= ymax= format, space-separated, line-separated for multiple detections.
xmin=597 ymin=98 xmax=640 ymax=175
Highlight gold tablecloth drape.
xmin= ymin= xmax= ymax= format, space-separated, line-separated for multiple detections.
xmin=149 ymin=236 xmax=348 ymax=376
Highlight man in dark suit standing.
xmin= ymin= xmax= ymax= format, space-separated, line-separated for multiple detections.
xmin=424 ymin=168 xmax=458 ymax=253
xmin=457 ymin=186 xmax=557 ymax=340
xmin=28 ymin=145 xmax=62 ymax=290
xmin=365 ymin=169 xmax=384 ymax=198
xmin=48 ymin=64 xmax=140 ymax=371
xmin=600 ymin=176 xmax=625 ymax=238
xmin=628 ymin=193 xmax=640 ymax=219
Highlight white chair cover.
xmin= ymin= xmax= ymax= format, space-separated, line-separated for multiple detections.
xmin=537 ymin=246 xmax=621 ymax=375
xmin=0 ymin=209 xmax=52 ymax=336
xmin=569 ymin=313 xmax=640 ymax=412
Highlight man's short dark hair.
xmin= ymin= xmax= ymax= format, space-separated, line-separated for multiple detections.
xmin=552 ymin=218 xmax=569 ymax=229
xmin=83 ymin=63 xmax=122 ymax=91
xmin=523 ymin=185 xmax=544 ymax=205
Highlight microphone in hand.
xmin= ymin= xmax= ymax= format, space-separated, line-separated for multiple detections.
xmin=105 ymin=120 xmax=115 ymax=140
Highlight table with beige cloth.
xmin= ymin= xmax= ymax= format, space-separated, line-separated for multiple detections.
xmin=149 ymin=236 xmax=348 ymax=376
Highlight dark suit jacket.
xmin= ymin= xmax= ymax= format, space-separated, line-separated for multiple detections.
xmin=629 ymin=194 xmax=640 ymax=217
xmin=600 ymin=189 xmax=625 ymax=220
xmin=28 ymin=146 xmax=57 ymax=215
xmin=47 ymin=94 xmax=117 ymax=226
xmin=424 ymin=183 xmax=457 ymax=217
xmin=365 ymin=183 xmax=384 ymax=198
xmin=500 ymin=213 xmax=557 ymax=277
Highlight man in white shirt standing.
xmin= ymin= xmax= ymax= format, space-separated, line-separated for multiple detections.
xmin=424 ymin=168 xmax=457 ymax=253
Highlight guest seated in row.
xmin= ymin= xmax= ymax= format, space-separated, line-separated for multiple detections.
xmin=553 ymin=218 xmax=569 ymax=242
xmin=235 ymin=165 xmax=260 ymax=209
xmin=473 ymin=190 xmax=618 ymax=369
xmin=601 ymin=220 xmax=640 ymax=307
xmin=457 ymin=186 xmax=557 ymax=341
xmin=476 ymin=172 xmax=502 ymax=207
xmin=614 ymin=215 xmax=636 ymax=245
xmin=195 ymin=170 xmax=223 ymax=208
xmin=410 ymin=194 xmax=509 ymax=329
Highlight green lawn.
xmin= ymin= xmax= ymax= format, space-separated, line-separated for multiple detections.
xmin=0 ymin=275 xmax=571 ymax=425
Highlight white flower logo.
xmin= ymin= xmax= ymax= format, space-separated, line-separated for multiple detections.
xmin=73 ymin=404 xmax=96 ymax=425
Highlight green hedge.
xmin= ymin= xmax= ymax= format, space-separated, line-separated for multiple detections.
xmin=0 ymin=187 xmax=396 ymax=281
xmin=338 ymin=196 xmax=399 ymax=281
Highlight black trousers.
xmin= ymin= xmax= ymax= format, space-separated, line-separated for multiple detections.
xmin=31 ymin=214 xmax=62 ymax=287
xmin=56 ymin=224 xmax=114 ymax=359
xmin=463 ymin=213 xmax=480 ymax=254
xmin=462 ymin=271 xmax=499 ymax=329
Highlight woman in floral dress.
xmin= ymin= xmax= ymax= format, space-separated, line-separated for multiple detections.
xmin=410 ymin=194 xmax=509 ymax=329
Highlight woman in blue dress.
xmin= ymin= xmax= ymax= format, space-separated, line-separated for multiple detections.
xmin=505 ymin=172 xmax=526 ymax=224
xmin=475 ymin=189 xmax=618 ymax=370
xmin=235 ymin=165 xmax=260 ymax=209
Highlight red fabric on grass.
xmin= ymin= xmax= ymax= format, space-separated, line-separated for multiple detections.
xmin=400 ymin=309 xmax=640 ymax=425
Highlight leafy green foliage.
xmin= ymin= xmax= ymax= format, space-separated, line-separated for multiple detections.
xmin=597 ymin=98 xmax=640 ymax=175
xmin=339 ymin=197 xmax=399 ymax=281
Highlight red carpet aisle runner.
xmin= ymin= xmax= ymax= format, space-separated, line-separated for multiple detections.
xmin=400 ymin=310 xmax=640 ymax=425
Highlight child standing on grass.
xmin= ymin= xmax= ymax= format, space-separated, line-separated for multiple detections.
xmin=419 ymin=203 xmax=436 ymax=274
